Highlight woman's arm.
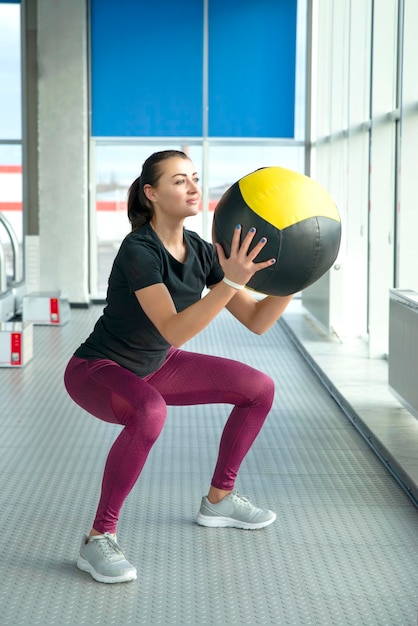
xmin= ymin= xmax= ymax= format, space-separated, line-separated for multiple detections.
xmin=135 ymin=279 xmax=240 ymax=347
xmin=135 ymin=226 xmax=275 ymax=347
xmin=224 ymin=289 xmax=294 ymax=335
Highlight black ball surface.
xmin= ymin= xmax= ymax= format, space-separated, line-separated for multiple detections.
xmin=212 ymin=166 xmax=341 ymax=296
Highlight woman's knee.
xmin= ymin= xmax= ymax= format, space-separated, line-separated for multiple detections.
xmin=231 ymin=364 xmax=275 ymax=409
xmin=121 ymin=391 xmax=168 ymax=444
xmin=253 ymin=370 xmax=275 ymax=406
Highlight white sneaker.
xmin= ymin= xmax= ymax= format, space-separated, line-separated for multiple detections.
xmin=77 ymin=533 xmax=137 ymax=583
xmin=195 ymin=490 xmax=276 ymax=530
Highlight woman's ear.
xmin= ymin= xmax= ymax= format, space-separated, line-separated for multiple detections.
xmin=143 ymin=184 xmax=156 ymax=202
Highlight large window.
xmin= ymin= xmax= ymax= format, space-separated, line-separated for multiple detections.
xmin=310 ymin=0 xmax=418 ymax=357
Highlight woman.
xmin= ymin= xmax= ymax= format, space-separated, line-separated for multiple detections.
xmin=64 ymin=150 xmax=293 ymax=584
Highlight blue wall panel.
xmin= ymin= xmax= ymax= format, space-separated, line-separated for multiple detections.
xmin=90 ymin=0 xmax=204 ymax=137
xmin=90 ymin=0 xmax=297 ymax=138
xmin=208 ymin=0 xmax=297 ymax=138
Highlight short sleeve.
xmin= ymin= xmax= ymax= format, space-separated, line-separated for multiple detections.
xmin=117 ymin=235 xmax=164 ymax=293
xmin=204 ymin=241 xmax=224 ymax=287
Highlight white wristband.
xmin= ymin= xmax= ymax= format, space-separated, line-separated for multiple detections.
xmin=222 ymin=276 xmax=245 ymax=290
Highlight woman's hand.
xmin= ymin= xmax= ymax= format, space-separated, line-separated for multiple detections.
xmin=215 ymin=225 xmax=276 ymax=288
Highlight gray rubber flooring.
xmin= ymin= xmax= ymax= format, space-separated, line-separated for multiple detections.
xmin=0 ymin=305 xmax=417 ymax=625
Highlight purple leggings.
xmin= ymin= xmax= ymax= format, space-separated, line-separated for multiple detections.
xmin=64 ymin=347 xmax=274 ymax=533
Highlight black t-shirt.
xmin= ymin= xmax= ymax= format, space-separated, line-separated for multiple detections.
xmin=74 ymin=223 xmax=224 ymax=376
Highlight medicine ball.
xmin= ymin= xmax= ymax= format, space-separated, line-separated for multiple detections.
xmin=212 ymin=166 xmax=341 ymax=296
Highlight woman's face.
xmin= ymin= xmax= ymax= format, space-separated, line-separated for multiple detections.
xmin=146 ymin=157 xmax=202 ymax=220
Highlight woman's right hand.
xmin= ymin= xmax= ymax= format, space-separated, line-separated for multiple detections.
xmin=215 ymin=225 xmax=276 ymax=287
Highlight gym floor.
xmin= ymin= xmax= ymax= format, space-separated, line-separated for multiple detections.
xmin=0 ymin=298 xmax=417 ymax=625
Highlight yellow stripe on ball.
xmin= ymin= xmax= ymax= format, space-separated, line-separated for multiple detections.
xmin=239 ymin=167 xmax=340 ymax=230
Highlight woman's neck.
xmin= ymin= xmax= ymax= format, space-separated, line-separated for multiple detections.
xmin=149 ymin=220 xmax=187 ymax=263
xmin=150 ymin=220 xmax=183 ymax=246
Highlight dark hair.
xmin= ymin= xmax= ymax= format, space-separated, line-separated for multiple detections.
xmin=127 ymin=150 xmax=190 ymax=231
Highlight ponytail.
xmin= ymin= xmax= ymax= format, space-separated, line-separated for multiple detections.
xmin=127 ymin=175 xmax=153 ymax=231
